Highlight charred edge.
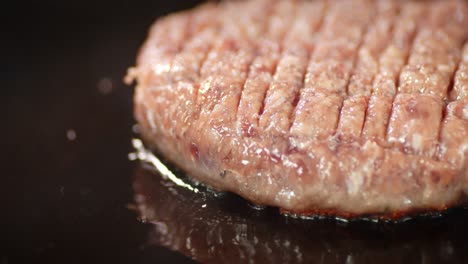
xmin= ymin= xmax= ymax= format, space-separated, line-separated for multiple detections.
xmin=234 ymin=1 xmax=275 ymax=121
xmin=360 ymin=2 xmax=401 ymax=137
xmin=280 ymin=204 xmax=458 ymax=222
xmin=288 ymin=1 xmax=329 ymax=134
xmin=384 ymin=4 xmax=426 ymax=144
xmin=257 ymin=1 xmax=295 ymax=119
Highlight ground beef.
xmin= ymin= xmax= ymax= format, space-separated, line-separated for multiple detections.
xmin=127 ymin=0 xmax=468 ymax=217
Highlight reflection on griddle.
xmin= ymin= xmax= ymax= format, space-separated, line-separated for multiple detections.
xmin=132 ymin=163 xmax=468 ymax=264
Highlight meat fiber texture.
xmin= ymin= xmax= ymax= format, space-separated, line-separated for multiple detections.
xmin=126 ymin=0 xmax=468 ymax=218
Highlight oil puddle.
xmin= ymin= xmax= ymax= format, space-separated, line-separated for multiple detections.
xmin=129 ymin=138 xmax=468 ymax=263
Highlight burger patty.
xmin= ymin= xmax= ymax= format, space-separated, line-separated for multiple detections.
xmin=127 ymin=0 xmax=468 ymax=217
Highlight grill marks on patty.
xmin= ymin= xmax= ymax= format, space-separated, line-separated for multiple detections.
xmin=337 ymin=0 xmax=400 ymax=142
xmin=135 ymin=0 xmax=466 ymax=162
xmin=290 ymin=0 xmax=373 ymax=143
xmin=452 ymin=43 xmax=468 ymax=100
xmin=363 ymin=2 xmax=426 ymax=147
xmin=259 ymin=1 xmax=326 ymax=136
xmin=130 ymin=0 xmax=468 ymax=216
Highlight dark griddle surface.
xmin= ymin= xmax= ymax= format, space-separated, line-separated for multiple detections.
xmin=3 ymin=1 xmax=200 ymax=263
xmin=2 ymin=1 xmax=467 ymax=263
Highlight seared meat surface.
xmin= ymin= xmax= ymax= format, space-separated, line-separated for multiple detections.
xmin=127 ymin=0 xmax=468 ymax=217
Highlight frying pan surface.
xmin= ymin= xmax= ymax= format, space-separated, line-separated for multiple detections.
xmin=3 ymin=1 xmax=467 ymax=263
